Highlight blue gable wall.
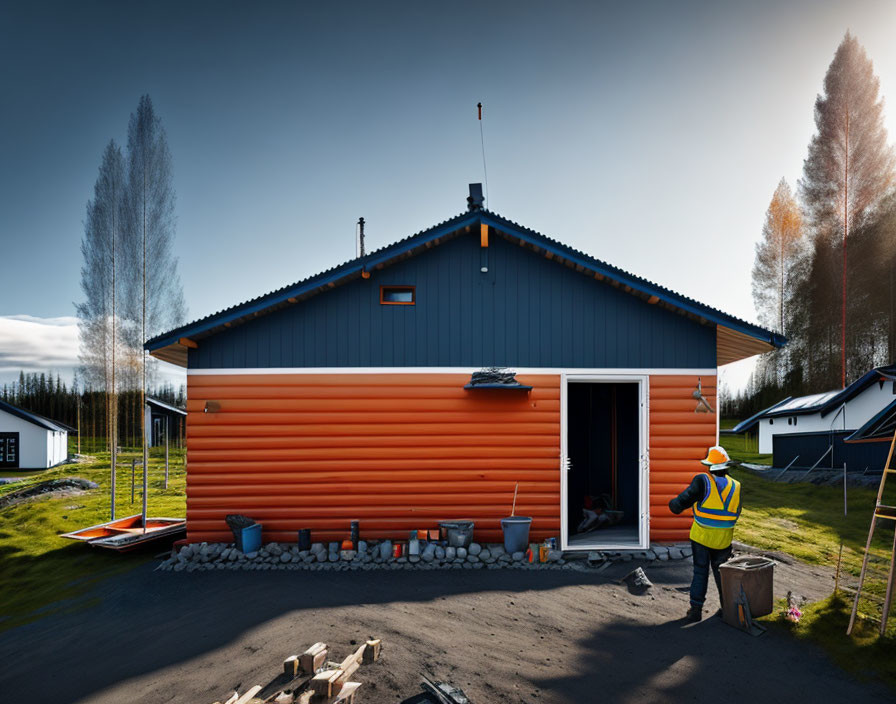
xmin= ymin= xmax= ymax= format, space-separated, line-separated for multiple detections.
xmin=189 ymin=232 xmax=717 ymax=369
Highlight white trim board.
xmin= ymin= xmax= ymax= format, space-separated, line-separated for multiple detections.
xmin=188 ymin=367 xmax=718 ymax=376
xmin=560 ymin=374 xmax=650 ymax=551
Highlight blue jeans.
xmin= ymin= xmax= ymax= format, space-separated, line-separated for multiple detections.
xmin=690 ymin=540 xmax=732 ymax=608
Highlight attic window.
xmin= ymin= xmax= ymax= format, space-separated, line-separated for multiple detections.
xmin=380 ymin=286 xmax=415 ymax=305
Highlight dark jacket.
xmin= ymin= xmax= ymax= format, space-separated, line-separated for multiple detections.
xmin=668 ymin=472 xmax=725 ymax=515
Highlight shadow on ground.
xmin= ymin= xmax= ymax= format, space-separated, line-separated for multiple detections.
xmin=0 ymin=558 xmax=890 ymax=704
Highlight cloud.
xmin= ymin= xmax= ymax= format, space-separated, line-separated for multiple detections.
xmin=0 ymin=314 xmax=186 ymax=388
xmin=0 ymin=315 xmax=80 ymax=381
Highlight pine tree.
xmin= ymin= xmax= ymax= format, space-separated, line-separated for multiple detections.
xmin=800 ymin=31 xmax=896 ymax=387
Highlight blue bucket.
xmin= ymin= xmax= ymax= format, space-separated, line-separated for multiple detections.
xmin=238 ymin=523 xmax=262 ymax=554
xmin=501 ymin=516 xmax=532 ymax=554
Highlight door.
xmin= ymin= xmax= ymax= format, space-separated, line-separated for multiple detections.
xmin=0 ymin=432 xmax=19 ymax=469
xmin=561 ymin=375 xmax=648 ymax=550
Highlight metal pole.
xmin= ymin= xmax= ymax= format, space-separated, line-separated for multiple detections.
xmin=131 ymin=458 xmax=135 ymax=504
xmin=843 ymin=462 xmax=848 ymax=517
xmin=164 ymin=415 xmax=169 ymax=489
xmin=142 ymin=403 xmax=149 ymax=532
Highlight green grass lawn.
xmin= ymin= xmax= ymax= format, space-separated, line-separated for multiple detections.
xmin=721 ymin=428 xmax=896 ymax=688
xmin=0 ymin=446 xmax=186 ymax=631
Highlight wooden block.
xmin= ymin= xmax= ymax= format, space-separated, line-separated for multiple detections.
xmin=312 ymin=649 xmax=328 ymax=673
xmin=362 ymin=639 xmax=381 ymax=664
xmin=330 ymin=682 xmax=361 ymax=704
xmin=338 ymin=644 xmax=366 ymax=672
xmin=224 ymin=693 xmax=239 ymax=704
xmin=235 ymin=687 xmax=263 ymax=704
xmin=299 ymin=642 xmax=327 ymax=674
xmin=283 ymin=655 xmax=299 ymax=677
xmin=310 ymin=669 xmax=343 ymax=698
xmin=332 ymin=643 xmax=365 ymax=687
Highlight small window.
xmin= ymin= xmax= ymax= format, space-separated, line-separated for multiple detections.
xmin=769 ymin=418 xmax=774 ymax=425
xmin=787 ymin=418 xmax=792 ymax=425
xmin=380 ymin=286 xmax=415 ymax=305
xmin=794 ymin=417 xmax=797 ymax=426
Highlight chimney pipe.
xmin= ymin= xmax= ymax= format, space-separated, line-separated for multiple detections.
xmin=357 ymin=217 xmax=366 ymax=258
xmin=467 ymin=183 xmax=484 ymax=211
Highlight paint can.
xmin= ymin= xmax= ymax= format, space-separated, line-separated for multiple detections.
xmin=297 ymin=529 xmax=311 ymax=551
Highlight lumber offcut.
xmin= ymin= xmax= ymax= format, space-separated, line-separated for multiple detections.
xmin=335 ymin=644 xmax=366 ymax=684
xmin=284 ymin=655 xmax=300 ymax=677
xmin=310 ymin=669 xmax=343 ymax=698
xmin=300 ymin=642 xmax=328 ymax=674
xmin=235 ymin=686 xmax=263 ymax=704
xmin=362 ymin=639 xmax=381 ymax=664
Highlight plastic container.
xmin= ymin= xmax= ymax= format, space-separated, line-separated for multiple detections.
xmin=297 ymin=528 xmax=311 ymax=551
xmin=719 ymin=555 xmax=775 ymax=626
xmin=237 ymin=523 xmax=262 ymax=554
xmin=439 ymin=521 xmax=475 ymax=548
xmin=501 ymin=516 xmax=533 ymax=554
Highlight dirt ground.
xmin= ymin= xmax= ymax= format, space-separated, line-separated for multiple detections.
xmin=0 ymin=554 xmax=890 ymax=704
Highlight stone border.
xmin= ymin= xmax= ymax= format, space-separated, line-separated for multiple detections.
xmin=157 ymin=541 xmax=693 ymax=573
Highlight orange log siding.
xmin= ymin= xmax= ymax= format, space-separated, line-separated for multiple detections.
xmin=184 ymin=371 xmax=715 ymax=546
xmin=186 ymin=373 xmax=561 ymax=544
xmin=648 ymin=375 xmax=717 ymax=542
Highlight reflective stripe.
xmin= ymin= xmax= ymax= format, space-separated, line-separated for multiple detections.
xmin=692 ymin=474 xmax=741 ymax=530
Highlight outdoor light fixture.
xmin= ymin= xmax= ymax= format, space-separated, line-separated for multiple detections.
xmin=204 ymin=401 xmax=221 ymax=414
xmin=693 ymin=378 xmax=715 ymax=414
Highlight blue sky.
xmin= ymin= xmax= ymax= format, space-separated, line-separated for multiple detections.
xmin=2 ymin=0 xmax=896 ymax=388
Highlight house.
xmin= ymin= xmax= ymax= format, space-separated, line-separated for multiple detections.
xmin=146 ymin=397 xmax=186 ymax=448
xmin=146 ymin=187 xmax=784 ymax=550
xmin=732 ymin=364 xmax=896 ymax=459
xmin=0 ymin=399 xmax=70 ymax=469
xmin=842 ymin=396 xmax=896 ymax=471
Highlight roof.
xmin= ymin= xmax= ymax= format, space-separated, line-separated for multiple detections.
xmin=845 ymin=398 xmax=896 ymax=443
xmin=730 ymin=397 xmax=793 ymax=433
xmin=762 ymin=364 xmax=896 ymax=419
xmin=145 ymin=397 xmax=187 ymax=417
xmin=146 ymin=206 xmax=786 ymax=367
xmin=0 ymin=399 xmax=71 ymax=433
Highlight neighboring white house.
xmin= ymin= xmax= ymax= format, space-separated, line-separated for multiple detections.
xmin=734 ymin=364 xmax=896 ymax=454
xmin=0 ymin=399 xmax=70 ymax=469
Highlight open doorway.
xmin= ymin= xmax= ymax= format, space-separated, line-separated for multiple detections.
xmin=564 ymin=379 xmax=644 ymax=548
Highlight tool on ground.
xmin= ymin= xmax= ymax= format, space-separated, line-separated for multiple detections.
xmin=418 ymin=675 xmax=471 ymax=704
xmin=734 ymin=585 xmax=766 ymax=637
xmin=848 ymin=426 xmax=896 ymax=636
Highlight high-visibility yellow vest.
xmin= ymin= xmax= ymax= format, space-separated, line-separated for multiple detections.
xmin=689 ymin=473 xmax=741 ymax=550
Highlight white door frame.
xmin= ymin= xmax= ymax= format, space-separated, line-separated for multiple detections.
xmin=560 ymin=373 xmax=649 ymax=551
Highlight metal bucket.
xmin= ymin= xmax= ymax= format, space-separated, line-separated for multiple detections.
xmin=438 ymin=520 xmax=475 ymax=548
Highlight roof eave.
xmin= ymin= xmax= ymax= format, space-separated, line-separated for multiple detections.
xmin=147 ymin=208 xmax=785 ymax=367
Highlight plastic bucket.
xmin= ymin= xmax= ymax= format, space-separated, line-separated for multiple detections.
xmin=501 ymin=516 xmax=533 ymax=554
xmin=438 ymin=520 xmax=475 ymax=548
xmin=238 ymin=523 xmax=262 ymax=554
xmin=719 ymin=555 xmax=775 ymax=626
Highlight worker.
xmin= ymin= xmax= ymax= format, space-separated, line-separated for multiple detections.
xmin=668 ymin=445 xmax=741 ymax=622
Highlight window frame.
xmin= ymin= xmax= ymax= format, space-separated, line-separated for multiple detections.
xmin=379 ymin=285 xmax=416 ymax=306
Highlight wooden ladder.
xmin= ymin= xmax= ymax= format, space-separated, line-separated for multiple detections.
xmin=847 ymin=428 xmax=896 ymax=636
